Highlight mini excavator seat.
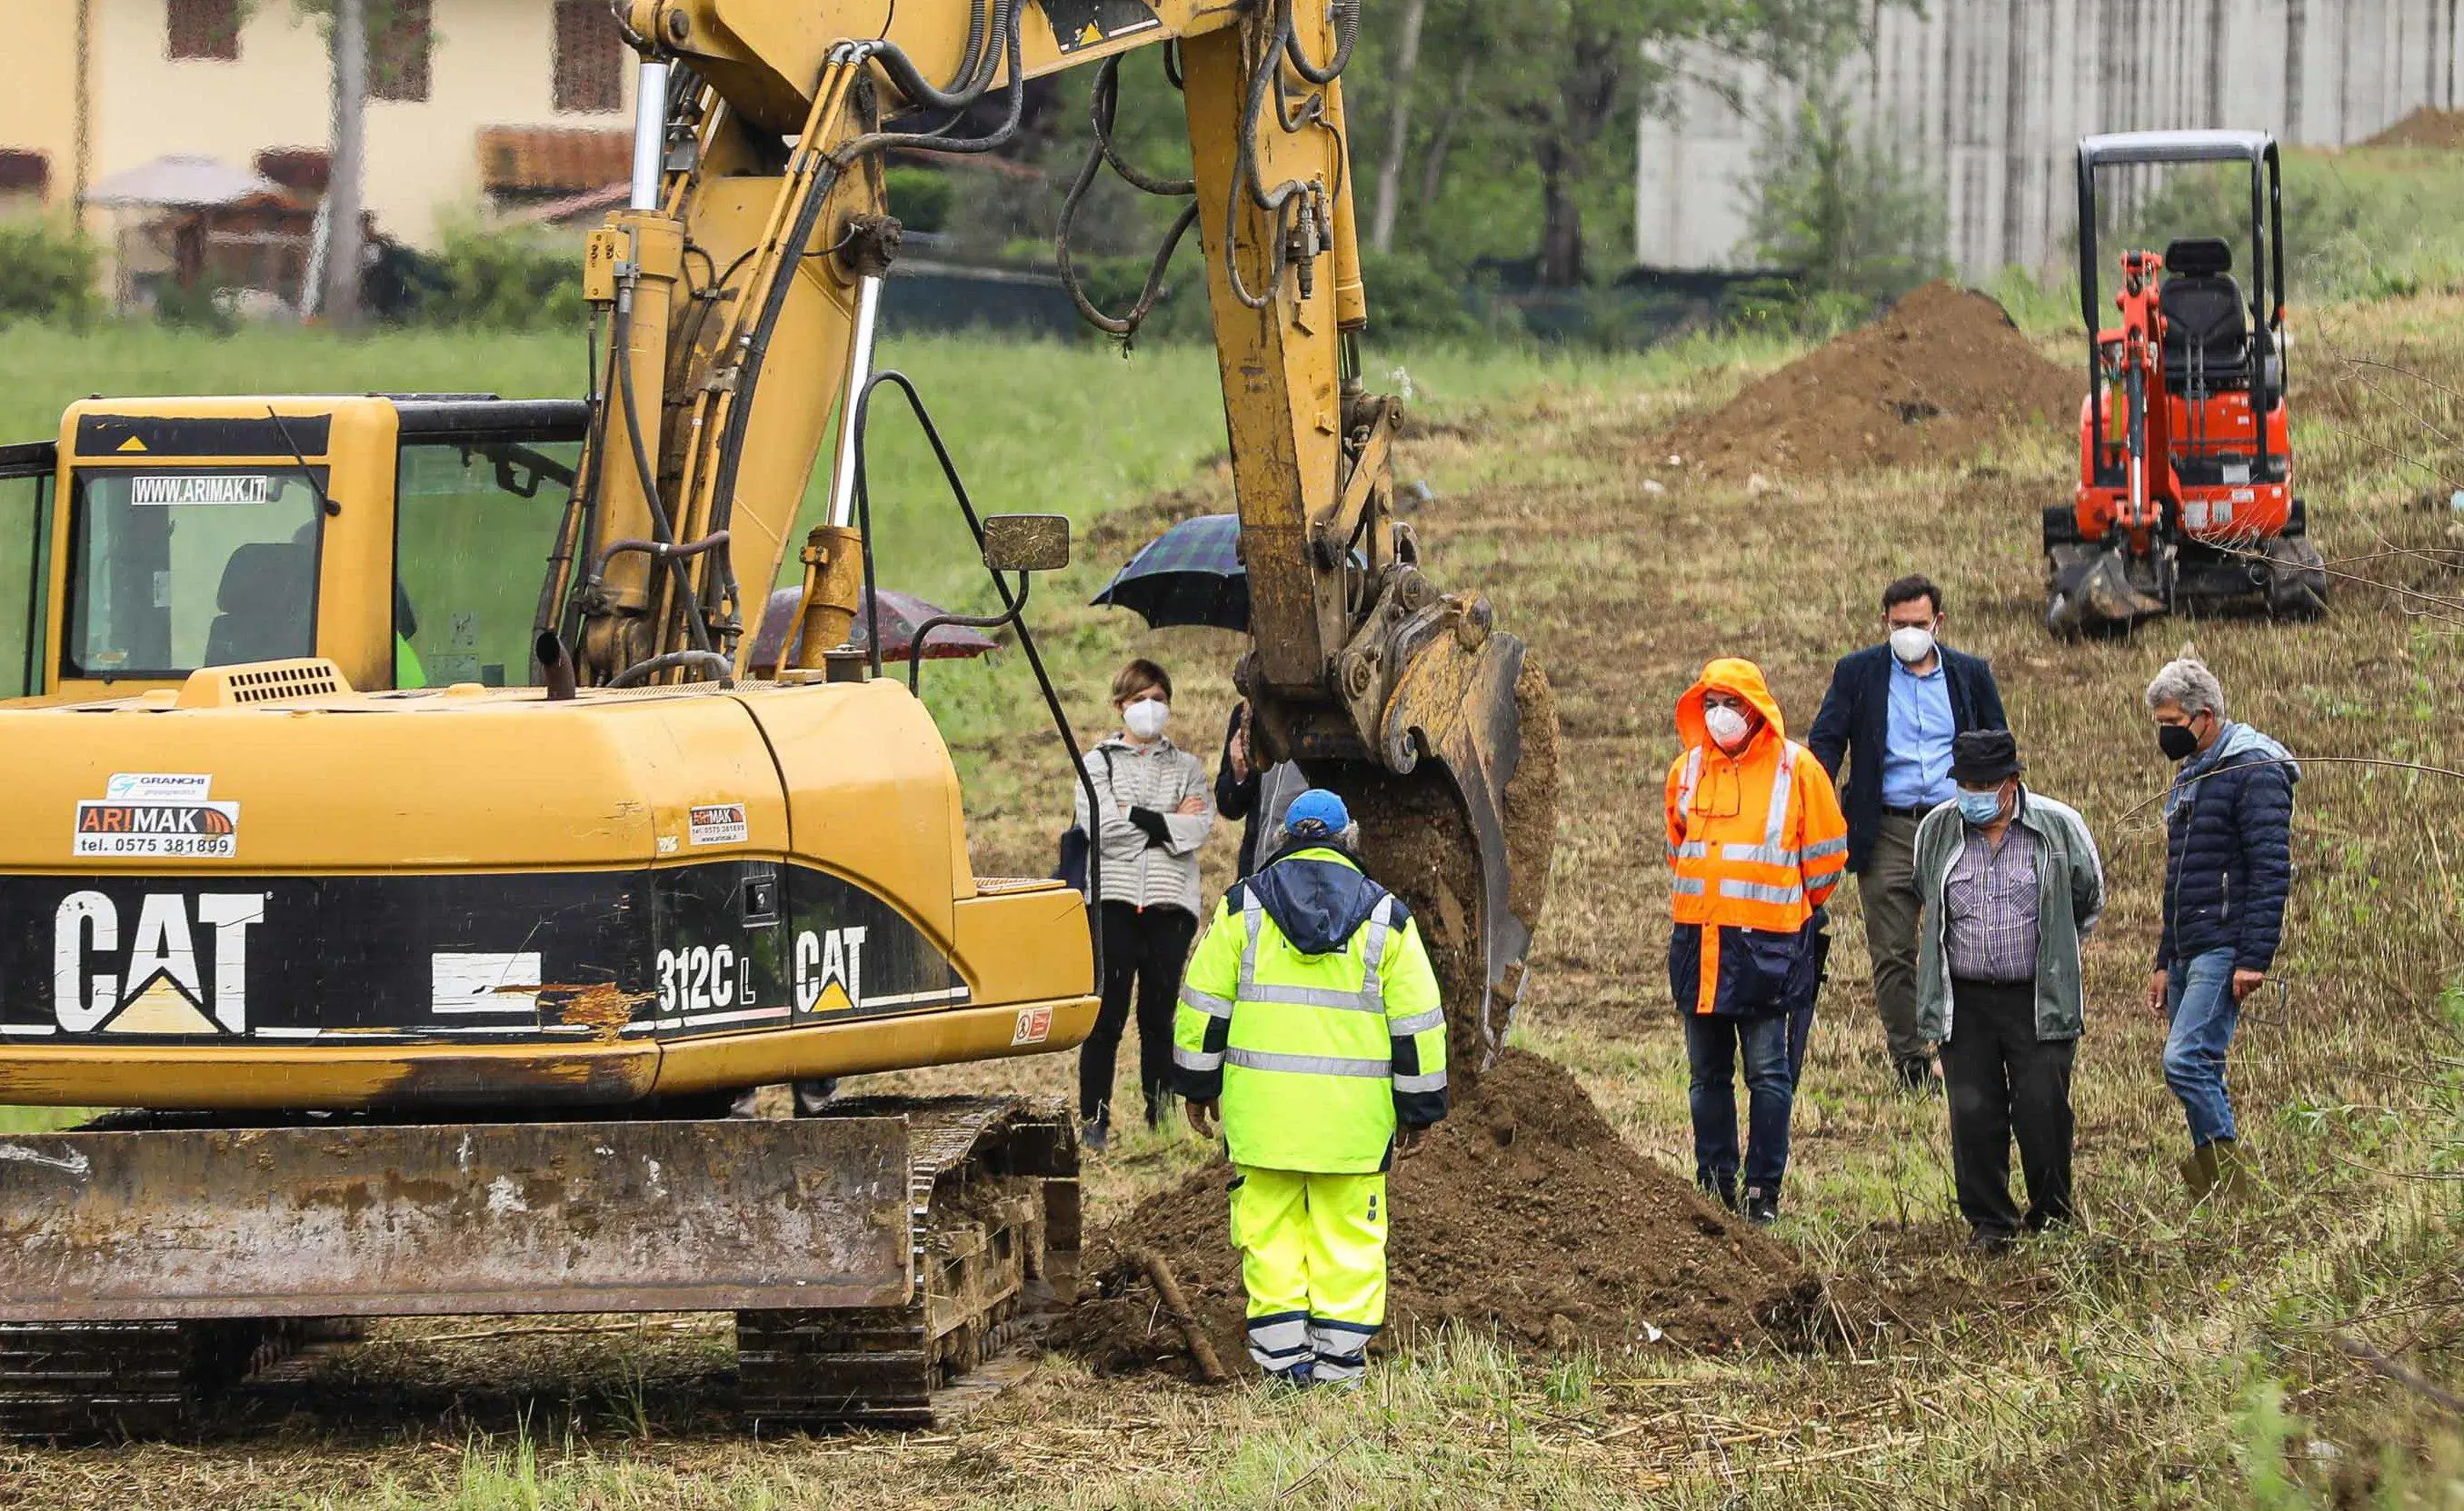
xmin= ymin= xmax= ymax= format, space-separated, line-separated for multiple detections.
xmin=2160 ymin=237 xmax=2250 ymax=395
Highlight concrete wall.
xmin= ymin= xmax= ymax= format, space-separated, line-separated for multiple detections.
xmin=2 ymin=0 xmax=633 ymax=246
xmin=1638 ymin=0 xmax=2464 ymax=279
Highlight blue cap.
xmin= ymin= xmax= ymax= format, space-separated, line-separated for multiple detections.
xmin=1284 ymin=789 xmax=1352 ymax=838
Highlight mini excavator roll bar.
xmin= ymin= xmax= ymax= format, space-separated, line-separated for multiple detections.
xmin=2075 ymin=130 xmax=2286 ymax=485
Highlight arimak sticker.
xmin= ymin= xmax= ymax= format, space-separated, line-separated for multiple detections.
xmin=127 ymin=474 xmax=272 ymax=506
xmin=1011 ymin=1006 xmax=1053 ymax=1046
xmin=75 ymin=799 xmax=240 ymax=858
xmin=53 ymin=890 xmax=264 ymax=1035
xmin=688 ymin=803 xmax=748 ymax=846
xmin=105 ymin=773 xmax=211 ymax=802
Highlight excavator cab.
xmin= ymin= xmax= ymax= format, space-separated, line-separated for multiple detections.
xmin=0 ymin=397 xmax=588 ymax=701
xmin=2049 ymin=130 xmax=2328 ymax=637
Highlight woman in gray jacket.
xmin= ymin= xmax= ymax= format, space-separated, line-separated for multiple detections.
xmin=1914 ymin=731 xmax=2104 ymax=1251
xmin=1072 ymin=658 xmax=1214 ymax=1148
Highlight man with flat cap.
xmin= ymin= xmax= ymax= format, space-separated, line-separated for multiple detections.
xmin=1911 ymin=730 xmax=2104 ymax=1251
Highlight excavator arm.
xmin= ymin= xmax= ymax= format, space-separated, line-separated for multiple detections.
xmin=559 ymin=0 xmax=1557 ymax=1071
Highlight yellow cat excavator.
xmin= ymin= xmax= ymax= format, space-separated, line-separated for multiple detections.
xmin=0 ymin=0 xmax=1555 ymax=1436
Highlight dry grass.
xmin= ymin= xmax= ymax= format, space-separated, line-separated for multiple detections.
xmin=7 ymin=299 xmax=2464 ymax=1507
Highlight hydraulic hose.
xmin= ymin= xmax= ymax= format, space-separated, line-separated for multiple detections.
xmin=1283 ymin=0 xmax=1359 ymax=84
xmin=705 ymin=7 xmax=1027 ymax=548
xmin=607 ymin=650 xmax=734 ymax=688
xmin=831 ymin=0 xmax=1026 ymax=164
xmin=1090 ymin=55 xmax=1194 ymax=197
xmin=1057 ymin=58 xmax=1199 ymax=336
xmin=852 ymin=0 xmax=1006 ymax=115
xmin=612 ymin=294 xmax=716 ymax=656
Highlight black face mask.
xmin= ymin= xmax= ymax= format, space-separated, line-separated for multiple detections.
xmin=2158 ymin=722 xmax=2200 ymax=761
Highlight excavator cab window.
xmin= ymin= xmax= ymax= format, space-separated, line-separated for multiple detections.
xmin=393 ymin=437 xmax=579 ymax=688
xmin=61 ymin=467 xmax=324 ymax=681
xmin=0 ymin=442 xmax=53 ymax=698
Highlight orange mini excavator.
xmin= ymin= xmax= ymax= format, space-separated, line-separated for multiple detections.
xmin=2046 ymin=131 xmax=2328 ymax=637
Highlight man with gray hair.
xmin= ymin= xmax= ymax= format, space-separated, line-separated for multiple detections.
xmin=2145 ymin=654 xmax=2298 ymax=1201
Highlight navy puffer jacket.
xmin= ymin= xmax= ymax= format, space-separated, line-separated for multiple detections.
xmin=2158 ymin=723 xmax=2298 ymax=973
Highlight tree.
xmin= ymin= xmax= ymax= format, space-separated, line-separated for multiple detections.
xmin=321 ymin=0 xmax=367 ymax=329
xmin=1356 ymin=0 xmax=1888 ymax=286
xmin=1366 ymin=0 xmax=1428 ymax=253
xmin=1744 ymin=45 xmax=1946 ymax=300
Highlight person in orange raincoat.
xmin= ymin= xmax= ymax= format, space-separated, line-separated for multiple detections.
xmin=1664 ymin=658 xmax=1849 ymax=1226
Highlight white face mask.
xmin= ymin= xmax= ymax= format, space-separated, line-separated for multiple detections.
xmin=1703 ymin=704 xmax=1751 ymax=751
xmin=1889 ymin=624 xmax=1938 ymax=665
xmin=1123 ymin=698 xmax=1170 ymax=741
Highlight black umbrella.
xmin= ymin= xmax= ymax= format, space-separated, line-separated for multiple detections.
xmin=1090 ymin=513 xmax=1247 ymax=631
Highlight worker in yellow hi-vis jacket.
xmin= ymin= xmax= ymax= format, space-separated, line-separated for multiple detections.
xmin=1172 ymin=789 xmax=1449 ymax=1387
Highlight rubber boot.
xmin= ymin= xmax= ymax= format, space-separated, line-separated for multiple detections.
xmin=2208 ymin=1138 xmax=2251 ymax=1198
xmin=2178 ymin=1143 xmax=2220 ymax=1202
xmin=2180 ymin=1138 xmax=2249 ymax=1204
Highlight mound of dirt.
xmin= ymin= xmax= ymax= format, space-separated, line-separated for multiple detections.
xmin=1052 ymin=1050 xmax=1811 ymax=1378
xmin=2365 ymin=108 xmax=2464 ymax=150
xmin=1652 ymin=282 xmax=2077 ymax=482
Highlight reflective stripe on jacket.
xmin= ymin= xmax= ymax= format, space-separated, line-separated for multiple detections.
xmin=1171 ymin=848 xmax=1448 ymax=1174
xmin=1662 ymin=657 xmax=1849 ymax=1015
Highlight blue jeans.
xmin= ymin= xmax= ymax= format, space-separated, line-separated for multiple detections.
xmin=1683 ymin=1013 xmax=1795 ymax=1196
xmin=2165 ymin=947 xmax=2241 ymax=1146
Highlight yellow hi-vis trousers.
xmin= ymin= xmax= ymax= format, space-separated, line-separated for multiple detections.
xmin=1229 ymin=1166 xmax=1388 ymax=1381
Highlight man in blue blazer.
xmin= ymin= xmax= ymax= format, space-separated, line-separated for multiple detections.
xmin=1808 ymin=575 xmax=2009 ymax=1090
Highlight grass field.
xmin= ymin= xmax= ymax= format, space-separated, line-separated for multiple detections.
xmin=3 ymin=299 xmax=2462 ymax=1506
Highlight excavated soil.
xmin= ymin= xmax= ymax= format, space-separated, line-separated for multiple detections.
xmin=1053 ymin=1050 xmax=1814 ymax=1378
xmin=1651 ymin=282 xmax=2077 ymax=482
xmin=2365 ymin=108 xmax=2464 ymax=150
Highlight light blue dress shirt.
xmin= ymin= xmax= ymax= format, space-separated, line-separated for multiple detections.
xmin=1880 ymin=658 xmax=1956 ymax=810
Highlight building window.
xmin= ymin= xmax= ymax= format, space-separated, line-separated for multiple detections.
xmin=0 ymin=149 xmax=48 ymax=214
xmin=371 ymin=0 xmax=434 ymax=103
xmin=166 ymin=0 xmax=242 ymax=61
xmin=553 ymin=0 xmax=624 ymax=114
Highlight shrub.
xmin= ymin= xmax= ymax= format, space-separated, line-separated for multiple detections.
xmin=422 ymin=224 xmax=586 ymax=331
xmin=1747 ymin=69 xmax=1948 ymax=303
xmin=883 ymin=165 xmax=954 ymax=236
xmin=0 ymin=216 xmax=101 ymax=323
xmin=1356 ymin=250 xmax=1481 ymax=342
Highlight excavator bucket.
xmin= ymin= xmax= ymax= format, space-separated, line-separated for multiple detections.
xmin=1327 ymin=624 xmax=1559 ymax=1093
xmin=2047 ymin=543 xmax=2170 ymax=638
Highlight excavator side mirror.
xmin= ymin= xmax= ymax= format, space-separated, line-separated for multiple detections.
xmin=981 ymin=513 xmax=1070 ymax=574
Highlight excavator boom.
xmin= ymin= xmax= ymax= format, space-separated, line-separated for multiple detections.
xmin=574 ymin=0 xmax=1556 ymax=1067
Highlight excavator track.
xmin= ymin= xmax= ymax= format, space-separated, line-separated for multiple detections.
xmin=0 ymin=1098 xmax=1072 ymax=1442
xmin=0 ymin=1318 xmax=304 ymax=1443
xmin=736 ymin=1095 xmax=1077 ymax=1432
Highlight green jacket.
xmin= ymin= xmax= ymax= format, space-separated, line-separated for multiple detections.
xmin=1172 ymin=847 xmax=1448 ymax=1174
xmin=1913 ymin=788 xmax=2104 ymax=1044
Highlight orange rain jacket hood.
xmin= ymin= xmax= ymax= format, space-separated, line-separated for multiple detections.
xmin=1673 ymin=657 xmax=1787 ymax=759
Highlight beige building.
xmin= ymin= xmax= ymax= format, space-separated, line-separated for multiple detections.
xmin=2 ymin=0 xmax=638 ymax=252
